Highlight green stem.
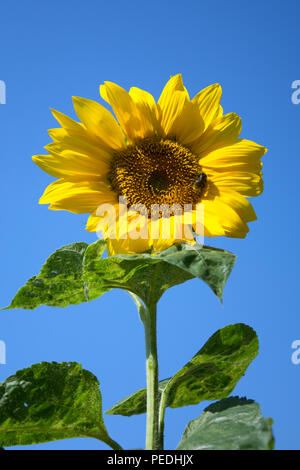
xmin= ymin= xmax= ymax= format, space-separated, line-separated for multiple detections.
xmin=128 ymin=291 xmax=160 ymax=450
xmin=91 ymin=432 xmax=123 ymax=450
xmin=143 ymin=302 xmax=159 ymax=450
xmin=158 ymin=386 xmax=168 ymax=449
xmin=106 ymin=437 xmax=124 ymax=451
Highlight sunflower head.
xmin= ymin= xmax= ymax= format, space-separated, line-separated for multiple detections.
xmin=33 ymin=74 xmax=267 ymax=255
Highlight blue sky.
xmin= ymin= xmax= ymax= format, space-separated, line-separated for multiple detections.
xmin=0 ymin=0 xmax=299 ymax=450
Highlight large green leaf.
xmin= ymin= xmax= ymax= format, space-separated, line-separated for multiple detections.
xmin=0 ymin=362 xmax=121 ymax=449
xmin=83 ymin=240 xmax=236 ymax=305
xmin=177 ymin=397 xmax=274 ymax=450
xmin=5 ymin=240 xmax=235 ymax=309
xmin=5 ymin=243 xmax=91 ymax=309
xmin=106 ymin=323 xmax=258 ymax=416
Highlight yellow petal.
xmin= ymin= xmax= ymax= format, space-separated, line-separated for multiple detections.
xmin=46 ymin=140 xmax=112 ymax=162
xmin=170 ymin=100 xmax=206 ymax=146
xmin=159 ymin=90 xmax=189 ymax=137
xmin=191 ymin=83 xmax=222 ymax=132
xmin=99 ymin=84 xmax=109 ymax=103
xmin=215 ymin=105 xmax=223 ymax=119
xmin=72 ymin=96 xmax=125 ymax=150
xmin=103 ymin=209 xmax=152 ymax=254
xmin=48 ymin=127 xmax=69 ymax=142
xmin=157 ymin=74 xmax=189 ymax=138
xmin=106 ymin=237 xmax=152 ymax=256
xmin=193 ymin=112 xmax=242 ymax=154
xmin=50 ymin=109 xmax=85 ymax=135
xmin=39 ymin=179 xmax=117 ymax=214
xmin=200 ymin=139 xmax=267 ymax=172
xmin=100 ymin=82 xmax=146 ymax=143
xmin=50 ymin=109 xmax=113 ymax=154
xmin=46 ymin=129 xmax=113 ymax=164
xmin=86 ymin=203 xmax=120 ymax=233
xmin=202 ymin=196 xmax=249 ymax=238
xmin=158 ymin=74 xmax=189 ymax=108
xmin=32 ymin=150 xmax=110 ymax=181
xmin=150 ymin=214 xmax=194 ymax=252
xmin=213 ymin=189 xmax=257 ymax=223
xmin=86 ymin=211 xmax=102 ymax=232
xmin=210 ymin=171 xmax=263 ymax=197
xmin=129 ymin=87 xmax=161 ymax=136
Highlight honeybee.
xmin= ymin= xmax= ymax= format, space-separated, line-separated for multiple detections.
xmin=193 ymin=172 xmax=207 ymax=189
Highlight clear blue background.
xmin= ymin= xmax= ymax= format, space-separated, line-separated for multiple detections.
xmin=0 ymin=0 xmax=299 ymax=450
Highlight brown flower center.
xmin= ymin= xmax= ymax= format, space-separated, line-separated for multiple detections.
xmin=109 ymin=137 xmax=207 ymax=214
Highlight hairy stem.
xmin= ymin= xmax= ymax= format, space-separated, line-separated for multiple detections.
xmin=143 ymin=302 xmax=159 ymax=450
xmin=158 ymin=385 xmax=168 ymax=449
xmin=129 ymin=291 xmax=160 ymax=449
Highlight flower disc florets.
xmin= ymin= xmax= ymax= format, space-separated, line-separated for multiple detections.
xmin=109 ymin=137 xmax=207 ymax=214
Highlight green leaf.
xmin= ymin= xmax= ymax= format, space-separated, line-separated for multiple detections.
xmin=176 ymin=397 xmax=274 ymax=450
xmin=83 ymin=240 xmax=236 ymax=305
xmin=106 ymin=323 xmax=258 ymax=416
xmin=107 ymin=379 xmax=171 ymax=417
xmin=0 ymin=362 xmax=121 ymax=449
xmin=5 ymin=240 xmax=235 ymax=309
xmin=5 ymin=243 xmax=91 ymax=309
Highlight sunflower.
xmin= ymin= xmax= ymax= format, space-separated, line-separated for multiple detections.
xmin=33 ymin=75 xmax=267 ymax=255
